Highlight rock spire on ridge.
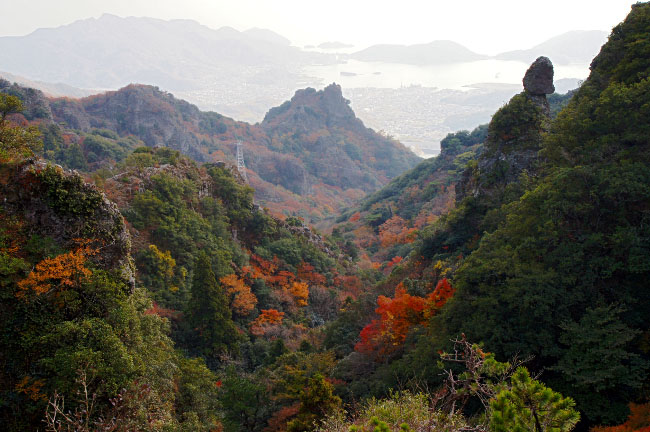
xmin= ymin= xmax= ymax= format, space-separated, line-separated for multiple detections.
xmin=523 ymin=56 xmax=555 ymax=95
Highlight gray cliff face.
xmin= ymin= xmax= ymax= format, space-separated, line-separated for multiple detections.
xmin=50 ymin=85 xmax=208 ymax=162
xmin=456 ymin=57 xmax=554 ymax=203
xmin=0 ymin=159 xmax=135 ymax=289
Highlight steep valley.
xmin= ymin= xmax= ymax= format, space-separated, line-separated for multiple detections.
xmin=0 ymin=3 xmax=649 ymax=432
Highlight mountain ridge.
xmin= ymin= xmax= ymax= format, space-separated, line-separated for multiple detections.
xmin=0 ymin=14 xmax=320 ymax=90
xmin=0 ymin=15 xmax=606 ymax=93
xmin=4 ymin=78 xmax=419 ymax=223
xmin=350 ymin=40 xmax=487 ymax=64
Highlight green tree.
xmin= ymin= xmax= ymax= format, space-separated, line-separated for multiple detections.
xmin=185 ymin=252 xmax=241 ymax=359
xmin=175 ymin=355 xmax=222 ymax=431
xmin=554 ymin=305 xmax=648 ymax=424
xmin=220 ymin=367 xmax=273 ymax=432
xmin=0 ymin=93 xmax=42 ymax=158
xmin=287 ymin=373 xmax=342 ymax=432
xmin=490 ymin=367 xmax=579 ymax=432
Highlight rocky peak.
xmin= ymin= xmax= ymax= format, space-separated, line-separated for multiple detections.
xmin=262 ymin=82 xmax=355 ymax=128
xmin=321 ymin=83 xmax=355 ymax=121
xmin=523 ymin=56 xmax=554 ymax=117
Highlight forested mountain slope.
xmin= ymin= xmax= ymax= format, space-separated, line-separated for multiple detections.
xmin=322 ymin=3 xmax=650 ymax=430
xmin=5 ymin=80 xmax=419 ymax=223
xmin=330 ymin=86 xmax=572 ymax=270
xmin=0 ymin=145 xmax=366 ymax=430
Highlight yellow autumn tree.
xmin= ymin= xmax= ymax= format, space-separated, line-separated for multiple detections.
xmin=17 ymin=244 xmax=95 ymax=298
xmin=287 ymin=281 xmax=309 ymax=307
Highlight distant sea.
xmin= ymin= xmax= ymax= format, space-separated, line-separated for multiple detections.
xmin=302 ymin=59 xmax=588 ymax=90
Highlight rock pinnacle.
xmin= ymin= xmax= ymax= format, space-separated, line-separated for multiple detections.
xmin=523 ymin=56 xmax=555 ymax=95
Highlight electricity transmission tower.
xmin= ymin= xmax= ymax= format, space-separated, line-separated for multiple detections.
xmin=236 ymin=141 xmax=248 ymax=183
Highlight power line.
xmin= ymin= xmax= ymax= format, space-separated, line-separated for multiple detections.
xmin=236 ymin=140 xmax=248 ymax=183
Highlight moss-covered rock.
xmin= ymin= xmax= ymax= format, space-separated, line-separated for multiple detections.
xmin=0 ymin=159 xmax=134 ymax=288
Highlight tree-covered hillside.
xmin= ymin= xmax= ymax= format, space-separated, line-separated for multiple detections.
xmin=320 ymin=3 xmax=650 ymax=431
xmin=0 ymin=116 xmax=368 ymax=430
xmin=40 ymin=82 xmax=419 ymax=224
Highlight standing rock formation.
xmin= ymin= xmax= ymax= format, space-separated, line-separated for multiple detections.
xmin=523 ymin=56 xmax=555 ymax=117
xmin=523 ymin=56 xmax=555 ymax=95
xmin=457 ymin=57 xmax=555 ymax=203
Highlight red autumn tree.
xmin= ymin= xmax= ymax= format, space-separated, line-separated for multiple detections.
xmin=355 ymin=284 xmax=426 ymax=355
xmin=355 ymin=278 xmax=455 ymax=356
xmin=427 ymin=277 xmax=455 ymax=311
xmin=297 ymin=262 xmax=326 ymax=285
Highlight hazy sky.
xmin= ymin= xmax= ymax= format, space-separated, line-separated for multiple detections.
xmin=0 ymin=0 xmax=638 ymax=54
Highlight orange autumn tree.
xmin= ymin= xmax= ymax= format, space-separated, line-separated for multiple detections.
xmin=287 ymin=281 xmax=309 ymax=307
xmin=220 ymin=273 xmax=258 ymax=316
xmin=250 ymin=309 xmax=285 ymax=336
xmin=355 ymin=278 xmax=455 ymax=356
xmin=17 ymin=242 xmax=96 ymax=299
xmin=378 ymin=215 xmax=417 ymax=248
xmin=591 ymin=403 xmax=650 ymax=432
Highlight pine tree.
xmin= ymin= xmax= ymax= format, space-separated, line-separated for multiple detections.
xmin=186 ymin=252 xmax=240 ymax=359
xmin=287 ymin=373 xmax=341 ymax=432
xmin=490 ymin=367 xmax=579 ymax=432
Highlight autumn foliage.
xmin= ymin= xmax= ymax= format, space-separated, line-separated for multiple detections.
xmin=220 ymin=273 xmax=258 ymax=316
xmin=17 ymin=243 xmax=95 ymax=299
xmin=246 ymin=255 xmax=311 ymax=308
xmin=591 ymin=403 xmax=650 ymax=432
xmin=287 ymin=281 xmax=309 ymax=307
xmin=355 ymin=278 xmax=455 ymax=356
xmin=250 ymin=309 xmax=285 ymax=336
xmin=297 ymin=262 xmax=326 ymax=285
xmin=264 ymin=403 xmax=301 ymax=432
xmin=378 ymin=216 xmax=417 ymax=247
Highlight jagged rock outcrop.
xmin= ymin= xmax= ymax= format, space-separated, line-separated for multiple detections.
xmin=0 ymin=159 xmax=135 ymax=288
xmin=262 ymin=84 xmax=356 ymax=129
xmin=51 ymin=85 xmax=208 ymax=161
xmin=0 ymin=78 xmax=52 ymax=121
xmin=523 ymin=56 xmax=555 ymax=117
xmin=261 ymin=83 xmax=420 ymax=193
